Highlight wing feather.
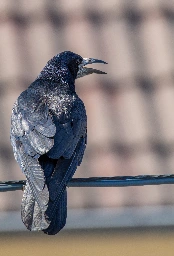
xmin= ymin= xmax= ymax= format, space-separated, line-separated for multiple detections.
xmin=10 ymin=94 xmax=56 ymax=222
xmin=35 ymin=115 xmax=56 ymax=137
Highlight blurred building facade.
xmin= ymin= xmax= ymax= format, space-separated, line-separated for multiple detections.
xmin=1 ymin=0 xmax=174 ymax=226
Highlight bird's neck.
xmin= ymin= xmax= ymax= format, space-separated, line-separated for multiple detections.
xmin=38 ymin=65 xmax=76 ymax=93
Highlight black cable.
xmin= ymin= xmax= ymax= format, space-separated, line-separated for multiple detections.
xmin=1 ymin=174 xmax=174 ymax=192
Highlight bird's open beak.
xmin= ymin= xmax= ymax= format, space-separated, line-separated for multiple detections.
xmin=77 ymin=58 xmax=107 ymax=78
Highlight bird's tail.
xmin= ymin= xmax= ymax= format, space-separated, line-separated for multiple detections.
xmin=21 ymin=160 xmax=70 ymax=235
xmin=43 ymin=157 xmax=73 ymax=235
xmin=21 ymin=138 xmax=85 ymax=235
xmin=21 ymin=156 xmax=70 ymax=235
xmin=43 ymin=138 xmax=85 ymax=235
xmin=41 ymin=157 xmax=69 ymax=235
xmin=43 ymin=188 xmax=67 ymax=235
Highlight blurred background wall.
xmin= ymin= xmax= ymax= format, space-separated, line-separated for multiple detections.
xmin=1 ymin=0 xmax=174 ymax=234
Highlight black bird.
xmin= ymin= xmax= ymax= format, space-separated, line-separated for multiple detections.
xmin=10 ymin=51 xmax=107 ymax=235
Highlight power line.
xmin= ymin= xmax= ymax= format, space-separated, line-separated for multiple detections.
xmin=1 ymin=174 xmax=174 ymax=192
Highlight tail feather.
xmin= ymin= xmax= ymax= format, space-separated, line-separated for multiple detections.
xmin=42 ymin=157 xmax=71 ymax=235
xmin=37 ymin=155 xmax=69 ymax=235
xmin=43 ymin=190 xmax=67 ymax=235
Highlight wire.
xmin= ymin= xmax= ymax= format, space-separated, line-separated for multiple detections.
xmin=1 ymin=174 xmax=174 ymax=192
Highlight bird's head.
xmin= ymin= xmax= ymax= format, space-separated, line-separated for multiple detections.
xmin=56 ymin=51 xmax=107 ymax=80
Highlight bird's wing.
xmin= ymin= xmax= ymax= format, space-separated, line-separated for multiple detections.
xmin=46 ymin=99 xmax=87 ymax=160
xmin=10 ymin=89 xmax=57 ymax=229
